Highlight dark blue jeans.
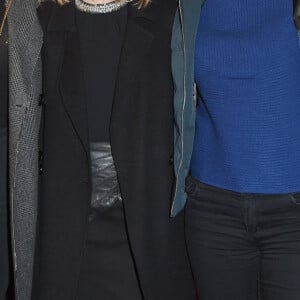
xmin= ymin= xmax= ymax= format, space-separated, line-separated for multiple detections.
xmin=185 ymin=176 xmax=300 ymax=300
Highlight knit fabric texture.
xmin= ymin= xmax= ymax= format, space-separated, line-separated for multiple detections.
xmin=191 ymin=0 xmax=300 ymax=193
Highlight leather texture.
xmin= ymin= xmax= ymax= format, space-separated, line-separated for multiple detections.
xmin=90 ymin=142 xmax=122 ymax=220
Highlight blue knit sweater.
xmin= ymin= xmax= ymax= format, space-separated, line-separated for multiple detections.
xmin=191 ymin=0 xmax=300 ymax=193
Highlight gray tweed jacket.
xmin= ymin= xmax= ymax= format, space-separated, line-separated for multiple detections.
xmin=8 ymin=0 xmax=43 ymax=299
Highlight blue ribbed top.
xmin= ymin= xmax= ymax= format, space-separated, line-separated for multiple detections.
xmin=191 ymin=0 xmax=300 ymax=193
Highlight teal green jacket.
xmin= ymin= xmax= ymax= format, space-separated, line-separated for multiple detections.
xmin=171 ymin=0 xmax=205 ymax=217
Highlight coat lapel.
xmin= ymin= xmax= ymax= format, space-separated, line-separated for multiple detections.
xmin=111 ymin=3 xmax=155 ymax=116
xmin=47 ymin=1 xmax=157 ymax=154
xmin=48 ymin=2 xmax=89 ymax=155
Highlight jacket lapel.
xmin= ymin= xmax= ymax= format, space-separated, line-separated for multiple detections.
xmin=48 ymin=2 xmax=89 ymax=155
xmin=47 ymin=1 xmax=156 ymax=154
xmin=111 ymin=3 xmax=155 ymax=117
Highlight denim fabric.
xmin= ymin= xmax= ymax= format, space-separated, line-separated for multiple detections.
xmin=185 ymin=176 xmax=300 ymax=300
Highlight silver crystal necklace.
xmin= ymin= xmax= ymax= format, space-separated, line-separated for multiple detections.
xmin=75 ymin=0 xmax=130 ymax=14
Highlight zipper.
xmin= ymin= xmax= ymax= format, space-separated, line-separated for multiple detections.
xmin=171 ymin=0 xmax=187 ymax=216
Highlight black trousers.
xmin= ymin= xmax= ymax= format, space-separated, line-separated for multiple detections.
xmin=185 ymin=176 xmax=300 ymax=300
xmin=77 ymin=201 xmax=143 ymax=300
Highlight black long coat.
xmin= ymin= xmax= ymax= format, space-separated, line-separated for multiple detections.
xmin=33 ymin=1 xmax=195 ymax=299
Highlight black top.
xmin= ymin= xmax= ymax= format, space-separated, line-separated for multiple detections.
xmin=0 ymin=1 xmax=11 ymax=298
xmin=76 ymin=6 xmax=127 ymax=142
